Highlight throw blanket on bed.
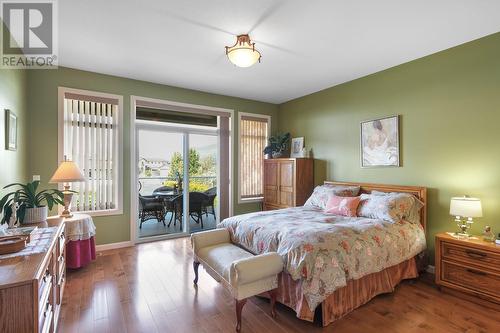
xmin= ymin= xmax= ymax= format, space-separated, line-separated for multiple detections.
xmin=218 ymin=206 xmax=426 ymax=310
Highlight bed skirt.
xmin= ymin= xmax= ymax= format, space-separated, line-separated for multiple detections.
xmin=268 ymin=257 xmax=418 ymax=326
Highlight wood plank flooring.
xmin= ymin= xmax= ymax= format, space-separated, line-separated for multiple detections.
xmin=59 ymin=237 xmax=500 ymax=333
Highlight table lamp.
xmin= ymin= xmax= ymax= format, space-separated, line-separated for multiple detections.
xmin=50 ymin=157 xmax=85 ymax=218
xmin=449 ymin=196 xmax=482 ymax=237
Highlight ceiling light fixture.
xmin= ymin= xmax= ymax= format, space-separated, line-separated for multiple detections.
xmin=225 ymin=34 xmax=261 ymax=68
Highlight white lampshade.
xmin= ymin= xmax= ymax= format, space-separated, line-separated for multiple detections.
xmin=50 ymin=160 xmax=85 ymax=183
xmin=449 ymin=197 xmax=482 ymax=218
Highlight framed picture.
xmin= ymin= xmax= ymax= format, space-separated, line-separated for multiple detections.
xmin=360 ymin=115 xmax=399 ymax=167
xmin=290 ymin=137 xmax=304 ymax=158
xmin=5 ymin=109 xmax=17 ymax=151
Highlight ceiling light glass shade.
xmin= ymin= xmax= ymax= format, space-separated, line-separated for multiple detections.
xmin=225 ymin=34 xmax=261 ymax=68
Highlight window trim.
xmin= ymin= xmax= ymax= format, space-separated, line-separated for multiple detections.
xmin=237 ymin=112 xmax=271 ymax=204
xmin=57 ymin=87 xmax=124 ymax=217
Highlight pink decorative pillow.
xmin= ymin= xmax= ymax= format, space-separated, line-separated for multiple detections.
xmin=324 ymin=195 xmax=361 ymax=217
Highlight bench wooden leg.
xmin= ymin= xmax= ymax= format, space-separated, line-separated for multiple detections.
xmin=193 ymin=261 xmax=200 ymax=285
xmin=269 ymin=289 xmax=278 ymax=318
xmin=235 ymin=298 xmax=247 ymax=332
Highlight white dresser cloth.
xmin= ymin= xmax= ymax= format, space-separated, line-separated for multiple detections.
xmin=64 ymin=214 xmax=96 ymax=242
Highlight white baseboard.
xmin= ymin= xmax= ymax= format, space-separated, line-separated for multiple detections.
xmin=426 ymin=265 xmax=435 ymax=274
xmin=95 ymin=240 xmax=134 ymax=252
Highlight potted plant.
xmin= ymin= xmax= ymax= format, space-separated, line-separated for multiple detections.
xmin=0 ymin=181 xmax=65 ymax=225
xmin=263 ymin=132 xmax=291 ymax=158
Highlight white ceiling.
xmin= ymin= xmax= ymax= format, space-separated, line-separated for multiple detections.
xmin=59 ymin=0 xmax=500 ymax=104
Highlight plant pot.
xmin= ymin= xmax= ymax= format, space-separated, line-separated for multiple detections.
xmin=23 ymin=206 xmax=48 ymax=224
xmin=272 ymin=151 xmax=285 ymax=158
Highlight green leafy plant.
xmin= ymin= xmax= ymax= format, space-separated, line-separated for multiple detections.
xmin=263 ymin=132 xmax=291 ymax=157
xmin=0 ymin=181 xmax=65 ymax=225
xmin=163 ymin=180 xmax=212 ymax=193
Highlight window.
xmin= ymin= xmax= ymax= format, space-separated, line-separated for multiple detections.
xmin=58 ymin=87 xmax=123 ymax=216
xmin=238 ymin=113 xmax=270 ymax=202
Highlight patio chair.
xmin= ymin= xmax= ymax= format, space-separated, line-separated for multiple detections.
xmin=138 ymin=194 xmax=166 ymax=229
xmin=153 ymin=186 xmax=174 ymax=193
xmin=203 ymin=187 xmax=217 ymax=220
xmin=170 ymin=192 xmax=210 ymax=229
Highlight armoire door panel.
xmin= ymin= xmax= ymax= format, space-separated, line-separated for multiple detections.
xmin=264 ymin=161 xmax=279 ymax=205
xmin=279 ymin=161 xmax=294 ymax=206
xmin=264 ymin=161 xmax=278 ymax=186
xmin=264 ymin=187 xmax=278 ymax=205
xmin=279 ymin=161 xmax=294 ymax=188
xmin=279 ymin=191 xmax=293 ymax=207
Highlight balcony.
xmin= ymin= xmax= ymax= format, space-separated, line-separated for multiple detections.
xmin=137 ymin=176 xmax=217 ymax=238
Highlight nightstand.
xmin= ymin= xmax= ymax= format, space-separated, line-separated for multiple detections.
xmin=435 ymin=232 xmax=500 ymax=309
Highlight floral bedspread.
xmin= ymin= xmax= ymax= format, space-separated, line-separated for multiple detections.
xmin=218 ymin=206 xmax=426 ymax=310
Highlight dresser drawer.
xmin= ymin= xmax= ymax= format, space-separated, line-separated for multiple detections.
xmin=38 ymin=277 xmax=53 ymax=317
xmin=56 ymin=269 xmax=66 ymax=305
xmin=58 ymin=230 xmax=66 ymax=255
xmin=442 ymin=241 xmax=500 ymax=271
xmin=442 ymin=261 xmax=500 ymax=298
xmin=57 ymin=248 xmax=66 ymax=277
xmin=39 ymin=301 xmax=53 ymax=333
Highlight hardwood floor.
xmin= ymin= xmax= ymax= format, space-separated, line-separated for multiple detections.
xmin=59 ymin=237 xmax=500 ymax=333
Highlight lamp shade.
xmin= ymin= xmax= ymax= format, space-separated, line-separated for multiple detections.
xmin=50 ymin=160 xmax=85 ymax=183
xmin=449 ymin=197 xmax=482 ymax=218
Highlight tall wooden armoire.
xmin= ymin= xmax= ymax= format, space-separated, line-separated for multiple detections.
xmin=263 ymin=158 xmax=314 ymax=210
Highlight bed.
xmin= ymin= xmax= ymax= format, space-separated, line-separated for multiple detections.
xmin=218 ymin=181 xmax=427 ymax=326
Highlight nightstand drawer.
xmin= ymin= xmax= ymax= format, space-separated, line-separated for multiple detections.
xmin=442 ymin=241 xmax=500 ymax=271
xmin=442 ymin=261 xmax=500 ymax=298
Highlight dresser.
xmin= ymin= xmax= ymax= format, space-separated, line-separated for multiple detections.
xmin=435 ymin=232 xmax=500 ymax=309
xmin=263 ymin=158 xmax=314 ymax=210
xmin=0 ymin=221 xmax=66 ymax=333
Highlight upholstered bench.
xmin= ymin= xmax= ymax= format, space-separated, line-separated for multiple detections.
xmin=191 ymin=228 xmax=283 ymax=332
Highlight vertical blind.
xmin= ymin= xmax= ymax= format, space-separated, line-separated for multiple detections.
xmin=240 ymin=115 xmax=268 ymax=199
xmin=63 ymin=93 xmax=118 ymax=212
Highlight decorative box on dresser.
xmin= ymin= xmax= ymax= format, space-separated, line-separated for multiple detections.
xmin=435 ymin=232 xmax=500 ymax=309
xmin=0 ymin=221 xmax=66 ymax=333
xmin=263 ymin=158 xmax=314 ymax=210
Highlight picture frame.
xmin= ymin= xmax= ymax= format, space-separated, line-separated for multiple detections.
xmin=360 ymin=115 xmax=399 ymax=168
xmin=290 ymin=137 xmax=304 ymax=158
xmin=5 ymin=109 xmax=17 ymax=151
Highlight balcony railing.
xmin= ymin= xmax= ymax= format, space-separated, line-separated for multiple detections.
xmin=138 ymin=176 xmax=217 ymax=195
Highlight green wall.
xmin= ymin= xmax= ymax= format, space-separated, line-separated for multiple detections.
xmin=278 ymin=33 xmax=500 ymax=263
xmin=26 ymin=67 xmax=278 ymax=245
xmin=0 ymin=69 xmax=29 ymax=192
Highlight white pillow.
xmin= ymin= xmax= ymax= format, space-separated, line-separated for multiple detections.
xmin=358 ymin=191 xmax=424 ymax=223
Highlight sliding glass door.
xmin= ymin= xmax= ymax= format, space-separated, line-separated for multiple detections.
xmin=137 ymin=127 xmax=185 ymax=239
xmin=188 ymin=133 xmax=218 ymax=232
xmin=135 ymin=121 xmax=219 ymax=241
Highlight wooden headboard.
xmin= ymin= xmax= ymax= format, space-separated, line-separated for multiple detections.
xmin=324 ymin=181 xmax=427 ymax=232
